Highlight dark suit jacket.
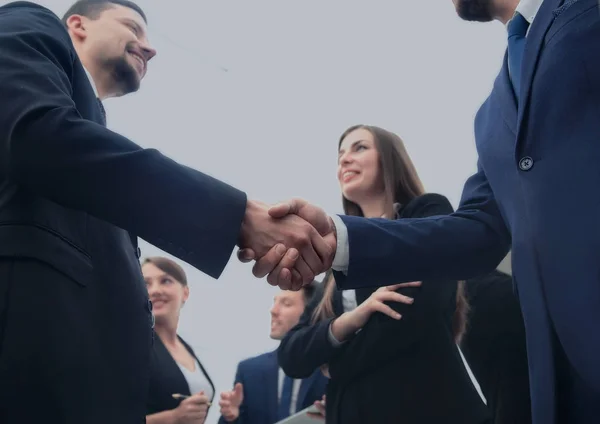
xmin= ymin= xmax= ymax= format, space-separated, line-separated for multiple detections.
xmin=218 ymin=351 xmax=327 ymax=424
xmin=332 ymin=1 xmax=600 ymax=422
xmin=279 ymin=194 xmax=490 ymax=424
xmin=461 ymin=270 xmax=531 ymax=424
xmin=0 ymin=2 xmax=245 ymax=423
xmin=146 ymin=334 xmax=215 ymax=415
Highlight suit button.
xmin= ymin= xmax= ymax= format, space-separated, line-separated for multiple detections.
xmin=519 ymin=156 xmax=534 ymax=171
xmin=147 ymin=299 xmax=152 ymax=312
xmin=136 ymin=247 xmax=142 ymax=258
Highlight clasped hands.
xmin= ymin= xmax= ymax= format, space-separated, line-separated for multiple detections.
xmin=237 ymin=198 xmax=336 ymax=290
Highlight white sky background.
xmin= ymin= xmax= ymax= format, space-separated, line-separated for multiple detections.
xmin=8 ymin=1 xmax=510 ymax=422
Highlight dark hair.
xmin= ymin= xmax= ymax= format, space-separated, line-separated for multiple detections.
xmin=62 ymin=0 xmax=147 ymax=25
xmin=301 ymin=282 xmax=316 ymax=306
xmin=142 ymin=257 xmax=187 ymax=286
xmin=312 ymin=124 xmax=469 ymax=343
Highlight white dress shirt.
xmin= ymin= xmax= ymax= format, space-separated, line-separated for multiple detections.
xmin=83 ymin=66 xmax=99 ymax=97
xmin=277 ymin=368 xmax=302 ymax=415
xmin=514 ymin=0 xmax=544 ymax=24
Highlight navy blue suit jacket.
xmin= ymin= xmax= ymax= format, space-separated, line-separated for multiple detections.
xmin=333 ymin=1 xmax=600 ymax=423
xmin=0 ymin=2 xmax=245 ymax=422
xmin=218 ymin=351 xmax=327 ymax=424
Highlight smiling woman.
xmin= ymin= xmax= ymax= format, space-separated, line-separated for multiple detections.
xmin=142 ymin=257 xmax=215 ymax=424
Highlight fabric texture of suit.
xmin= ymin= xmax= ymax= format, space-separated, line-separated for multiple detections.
xmin=280 ymin=193 xmax=490 ymax=424
xmin=461 ymin=270 xmax=532 ymax=424
xmin=146 ymin=333 xmax=215 ymax=416
xmin=332 ymin=1 xmax=600 ymax=422
xmin=0 ymin=2 xmax=246 ymax=423
xmin=218 ymin=350 xmax=327 ymax=424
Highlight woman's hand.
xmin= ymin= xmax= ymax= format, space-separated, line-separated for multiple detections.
xmin=330 ymin=282 xmax=421 ymax=342
xmin=173 ymin=392 xmax=210 ymax=424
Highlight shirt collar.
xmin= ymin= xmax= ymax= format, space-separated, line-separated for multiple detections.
xmin=83 ymin=66 xmax=99 ymax=98
xmin=514 ymin=0 xmax=544 ymax=24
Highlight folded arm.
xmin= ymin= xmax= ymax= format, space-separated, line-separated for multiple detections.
xmin=278 ymin=287 xmax=343 ymax=379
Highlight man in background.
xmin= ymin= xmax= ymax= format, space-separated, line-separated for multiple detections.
xmin=218 ymin=283 xmax=327 ymax=424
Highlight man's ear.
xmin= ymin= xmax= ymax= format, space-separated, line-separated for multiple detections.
xmin=65 ymin=15 xmax=87 ymax=41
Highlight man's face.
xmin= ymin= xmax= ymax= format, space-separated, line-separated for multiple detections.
xmin=72 ymin=4 xmax=157 ymax=96
xmin=453 ymin=0 xmax=495 ymax=22
xmin=269 ymin=291 xmax=306 ymax=340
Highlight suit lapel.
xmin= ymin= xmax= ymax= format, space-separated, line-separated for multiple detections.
xmin=264 ymin=351 xmax=280 ymax=423
xmin=515 ymin=0 xmax=562 ymax=151
xmin=495 ymin=51 xmax=518 ymax=135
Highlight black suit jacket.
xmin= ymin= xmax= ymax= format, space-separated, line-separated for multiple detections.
xmin=279 ymin=193 xmax=490 ymax=424
xmin=147 ymin=334 xmax=215 ymax=415
xmin=0 ymin=2 xmax=246 ymax=423
xmin=461 ymin=270 xmax=532 ymax=424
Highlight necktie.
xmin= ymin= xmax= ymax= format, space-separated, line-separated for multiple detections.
xmin=507 ymin=12 xmax=530 ymax=101
xmin=277 ymin=375 xmax=294 ymax=419
xmin=97 ymin=98 xmax=106 ymax=126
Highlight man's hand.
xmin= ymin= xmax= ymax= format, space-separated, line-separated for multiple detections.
xmin=238 ymin=199 xmax=336 ymax=290
xmin=238 ymin=198 xmax=337 ymax=289
xmin=218 ymin=383 xmax=244 ymax=422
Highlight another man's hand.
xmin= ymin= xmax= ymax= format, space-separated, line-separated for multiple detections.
xmin=218 ymin=383 xmax=243 ymax=422
xmin=238 ymin=198 xmax=337 ymax=289
xmin=238 ymin=199 xmax=336 ymax=290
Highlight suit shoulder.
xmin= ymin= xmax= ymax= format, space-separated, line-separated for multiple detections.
xmin=0 ymin=1 xmax=72 ymax=44
xmin=401 ymin=193 xmax=454 ymax=218
xmin=239 ymin=351 xmax=274 ymax=369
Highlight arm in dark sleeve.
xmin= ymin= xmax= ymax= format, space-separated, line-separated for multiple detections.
xmin=278 ymin=284 xmax=344 ymax=379
xmin=333 ymin=164 xmax=511 ymax=289
xmin=329 ymin=194 xmax=462 ymax=379
xmin=0 ymin=4 xmax=246 ymax=278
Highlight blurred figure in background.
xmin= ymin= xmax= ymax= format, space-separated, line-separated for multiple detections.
xmin=278 ymin=125 xmax=490 ymax=424
xmin=461 ymin=269 xmax=532 ymax=424
xmin=143 ymin=257 xmax=214 ymax=424
xmin=218 ymin=284 xmax=327 ymax=424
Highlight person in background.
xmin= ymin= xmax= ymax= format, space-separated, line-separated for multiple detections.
xmin=278 ymin=125 xmax=489 ymax=424
xmin=218 ymin=284 xmax=327 ymax=424
xmin=143 ymin=257 xmax=214 ymax=424
xmin=461 ymin=269 xmax=532 ymax=424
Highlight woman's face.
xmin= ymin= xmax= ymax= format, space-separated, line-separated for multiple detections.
xmin=337 ymin=128 xmax=383 ymax=203
xmin=142 ymin=262 xmax=189 ymax=323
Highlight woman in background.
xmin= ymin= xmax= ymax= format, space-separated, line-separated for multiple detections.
xmin=278 ymin=124 xmax=489 ymax=424
xmin=143 ymin=257 xmax=215 ymax=424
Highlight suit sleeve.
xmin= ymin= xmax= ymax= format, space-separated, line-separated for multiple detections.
xmin=333 ymin=163 xmax=511 ymax=289
xmin=278 ymin=284 xmax=342 ymax=379
xmin=328 ymin=195 xmax=464 ymax=380
xmin=0 ymin=4 xmax=246 ymax=278
xmin=218 ymin=363 xmax=246 ymax=424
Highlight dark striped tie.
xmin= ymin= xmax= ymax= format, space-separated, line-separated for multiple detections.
xmin=507 ymin=12 xmax=530 ymax=101
xmin=97 ymin=98 xmax=106 ymax=126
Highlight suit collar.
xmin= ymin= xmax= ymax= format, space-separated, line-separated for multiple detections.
xmin=516 ymin=0 xmax=562 ymax=150
xmin=82 ymin=66 xmax=99 ymax=98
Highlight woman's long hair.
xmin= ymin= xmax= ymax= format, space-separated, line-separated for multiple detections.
xmin=312 ymin=125 xmax=469 ymax=343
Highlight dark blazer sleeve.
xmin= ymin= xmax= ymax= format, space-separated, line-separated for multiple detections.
xmin=0 ymin=3 xmax=246 ymax=278
xmin=218 ymin=362 xmax=247 ymax=424
xmin=278 ymin=282 xmax=342 ymax=379
xmin=328 ymin=194 xmax=460 ymax=381
xmin=334 ymin=164 xmax=511 ymax=288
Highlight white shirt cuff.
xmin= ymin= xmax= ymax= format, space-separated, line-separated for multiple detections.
xmin=327 ymin=322 xmax=345 ymax=347
xmin=330 ymin=214 xmax=349 ymax=274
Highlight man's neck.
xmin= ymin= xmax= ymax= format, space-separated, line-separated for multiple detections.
xmin=494 ymin=0 xmax=521 ymax=24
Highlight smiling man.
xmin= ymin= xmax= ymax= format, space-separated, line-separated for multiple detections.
xmin=0 ymin=0 xmax=334 ymax=423
xmin=218 ymin=284 xmax=327 ymax=424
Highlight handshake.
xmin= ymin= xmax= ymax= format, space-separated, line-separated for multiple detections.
xmin=237 ymin=198 xmax=337 ymax=290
